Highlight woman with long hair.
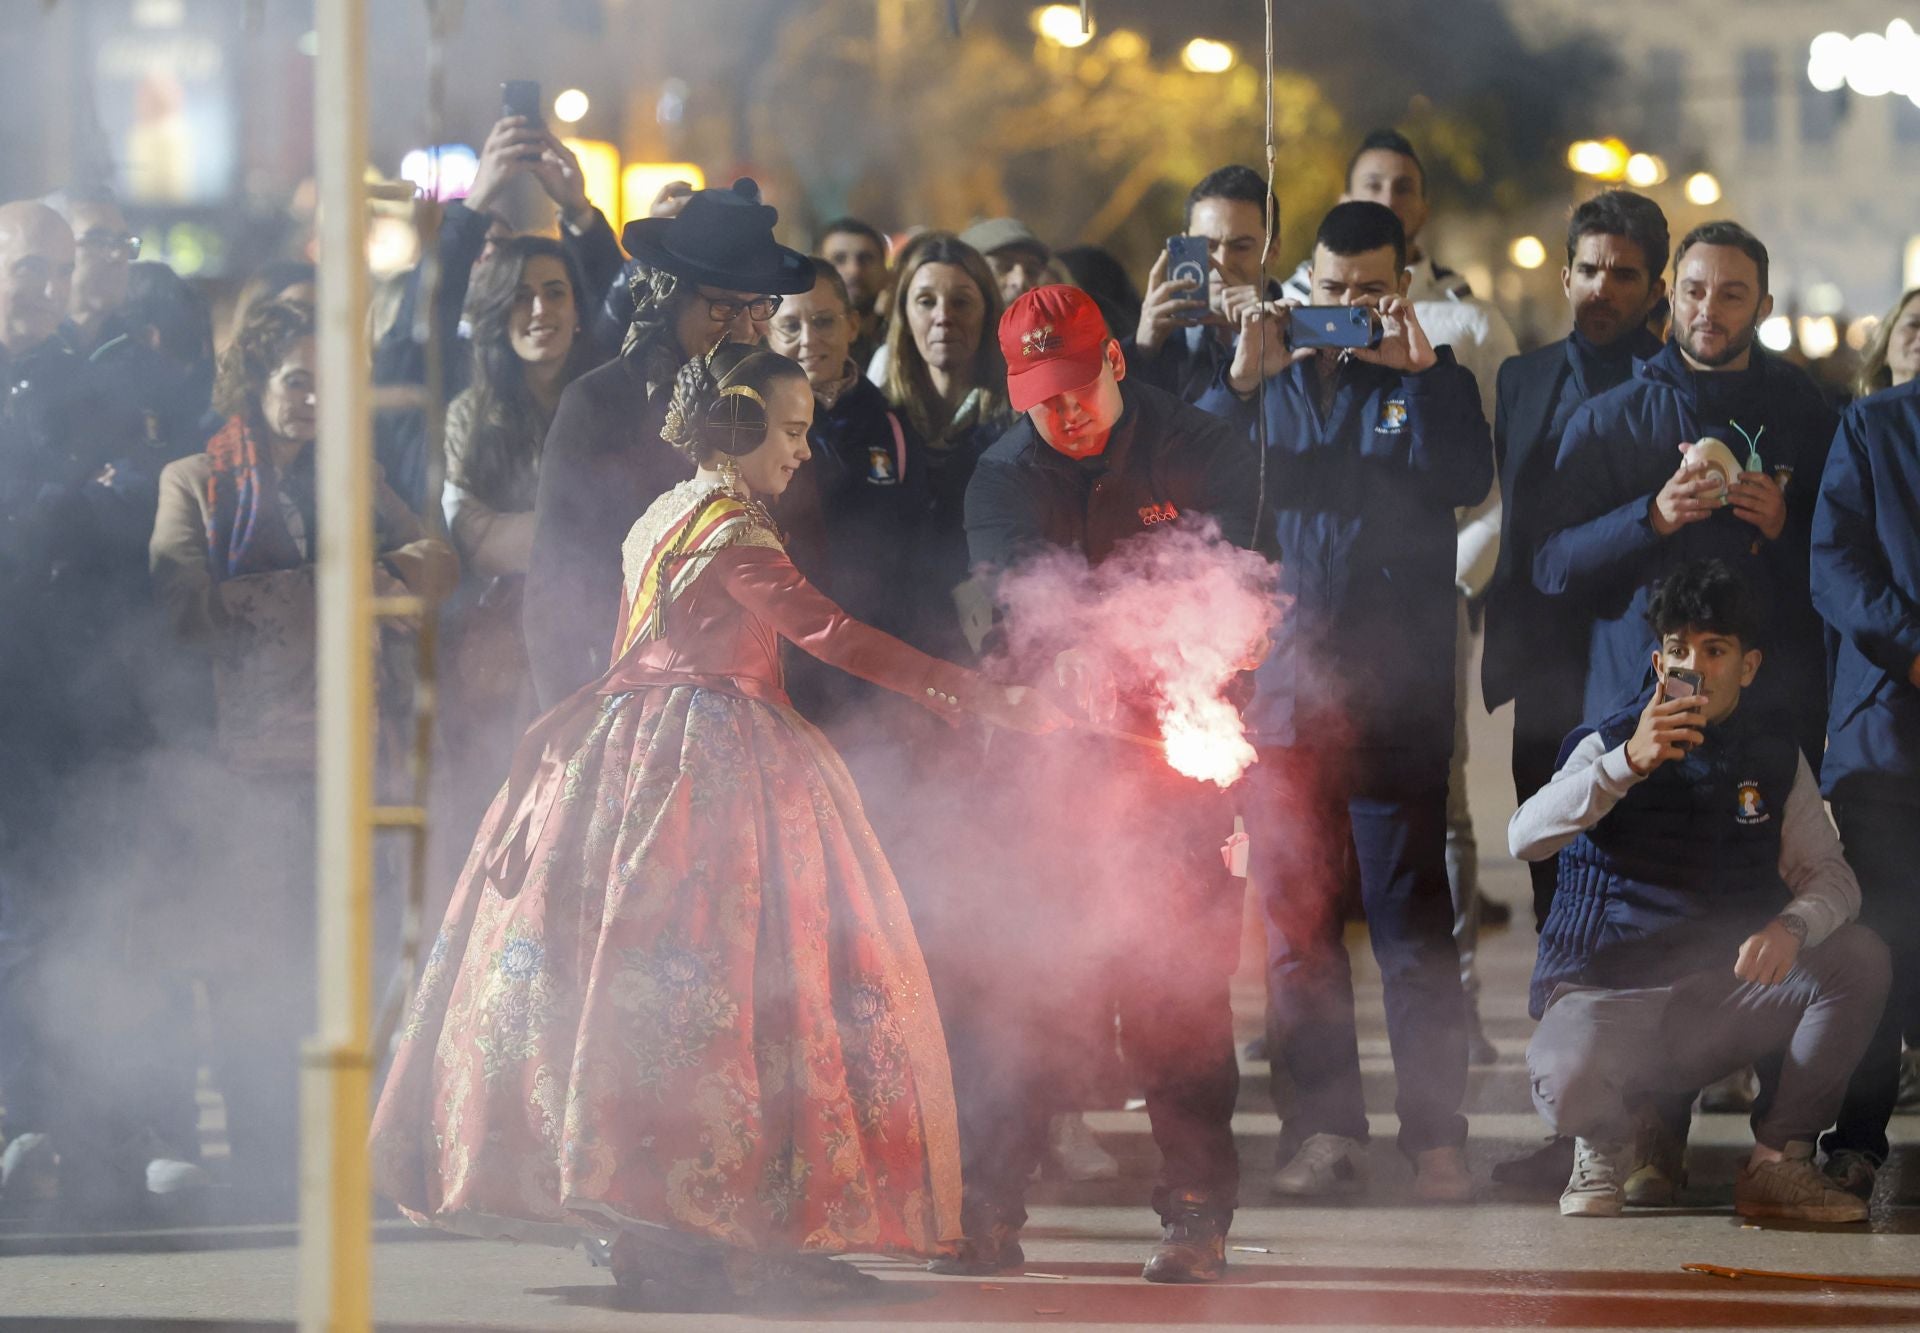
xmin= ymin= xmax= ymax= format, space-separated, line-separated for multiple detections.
xmin=880 ymin=231 xmax=1010 ymax=659
xmin=1855 ymin=287 xmax=1920 ymax=400
xmin=439 ymin=236 xmax=600 ymax=839
xmin=370 ymin=343 xmax=1068 ymax=1304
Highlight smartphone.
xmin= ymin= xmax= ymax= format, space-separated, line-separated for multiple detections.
xmin=1662 ymin=667 xmax=1704 ymax=701
xmin=1165 ymin=235 xmax=1211 ymax=323
xmin=501 ymin=79 xmax=544 ymax=127
xmin=1288 ymin=305 xmax=1382 ymax=351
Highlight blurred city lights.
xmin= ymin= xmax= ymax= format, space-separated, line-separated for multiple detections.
xmin=297 ymin=29 xmax=318 ymax=57
xmin=1805 ymin=281 xmax=1845 ymax=316
xmin=562 ymin=137 xmax=620 ymax=222
xmin=1104 ymin=29 xmax=1149 ymax=62
xmin=1806 ymin=21 xmax=1920 ymax=104
xmin=1032 ymin=5 xmax=1094 ymax=48
xmin=1758 ymin=315 xmax=1794 ymax=353
xmin=1624 ymin=152 xmax=1667 ymax=187
xmin=399 ymin=144 xmax=478 ymax=201
xmin=552 ymin=88 xmax=590 ymax=124
xmin=1906 ymin=235 xmax=1920 ymax=288
xmin=1181 ymin=38 xmax=1237 ymax=74
xmin=1684 ymin=172 xmax=1722 ymax=206
xmin=1566 ymin=138 xmax=1630 ymax=180
xmin=1508 ymin=235 xmax=1548 ymax=270
xmin=1847 ymin=315 xmax=1881 ymax=352
xmin=621 ymin=162 xmax=706 ymax=229
xmin=1798 ymin=315 xmax=1840 ymax=359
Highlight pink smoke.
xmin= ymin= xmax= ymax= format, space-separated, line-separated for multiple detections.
xmin=988 ymin=521 xmax=1282 ymax=787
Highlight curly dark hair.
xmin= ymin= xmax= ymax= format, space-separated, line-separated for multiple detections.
xmin=1646 ymin=558 xmax=1763 ymax=648
xmin=213 ymin=298 xmax=315 ymax=422
xmin=455 ymin=235 xmax=597 ymax=509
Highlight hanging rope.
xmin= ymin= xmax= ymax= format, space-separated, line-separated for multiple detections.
xmin=1252 ymin=0 xmax=1277 ymax=550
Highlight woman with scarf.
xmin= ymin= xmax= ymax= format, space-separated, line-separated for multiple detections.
xmin=439 ymin=236 xmax=601 ymax=849
xmin=149 ymin=299 xmax=456 ymax=1207
xmin=370 ymin=343 xmax=1068 ymax=1305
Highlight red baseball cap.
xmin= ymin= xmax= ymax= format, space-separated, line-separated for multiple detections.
xmin=999 ymin=285 xmax=1112 ymax=413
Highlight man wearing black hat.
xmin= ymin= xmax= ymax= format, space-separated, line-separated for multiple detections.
xmin=523 ymin=180 xmax=815 ymax=706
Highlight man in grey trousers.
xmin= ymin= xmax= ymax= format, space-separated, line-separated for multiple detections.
xmin=1511 ymin=559 xmax=1888 ymax=1221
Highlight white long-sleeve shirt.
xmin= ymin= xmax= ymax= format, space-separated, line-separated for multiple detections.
xmin=1508 ymin=728 xmax=1860 ymax=948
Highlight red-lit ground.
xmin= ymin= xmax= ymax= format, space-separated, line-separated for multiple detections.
xmin=3 ymin=682 xmax=1915 ymax=1331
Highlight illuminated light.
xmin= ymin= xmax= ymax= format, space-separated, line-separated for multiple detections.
xmin=1758 ymin=315 xmax=1794 ymax=353
xmin=1807 ymin=31 xmax=1852 ymax=92
xmin=1624 ymin=152 xmax=1667 ymax=187
xmin=1032 ymin=5 xmax=1094 ymax=48
xmin=1509 ymin=236 xmax=1548 ymax=270
xmin=1798 ymin=315 xmax=1840 ymax=360
xmin=132 ymin=0 xmax=185 ymax=26
xmin=399 ymin=144 xmax=479 ymax=202
xmin=1181 ymin=37 xmax=1237 ymax=74
xmin=562 ymin=138 xmax=620 ymax=225
xmin=1567 ymin=138 xmax=1630 ymax=180
xmin=367 ymin=214 xmax=420 ymax=278
xmin=1845 ymin=32 xmax=1898 ymax=98
xmin=1684 ymin=172 xmax=1722 ymax=206
xmin=1104 ymin=28 xmax=1148 ymax=62
xmin=553 ymin=88 xmax=590 ymax=124
xmin=161 ymin=222 xmax=217 ymax=277
xmin=297 ymin=29 xmax=318 ymax=58
xmin=1847 ymin=315 xmax=1881 ymax=352
xmin=1805 ymin=281 xmax=1845 ymax=316
xmin=1161 ymin=695 xmax=1257 ymax=788
xmin=621 ymin=162 xmax=706 ymax=230
xmin=1906 ymin=235 xmax=1920 ymax=288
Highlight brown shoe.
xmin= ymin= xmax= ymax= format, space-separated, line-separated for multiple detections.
xmin=1735 ymin=1143 xmax=1868 ymax=1223
xmin=1142 ymin=1191 xmax=1228 ymax=1283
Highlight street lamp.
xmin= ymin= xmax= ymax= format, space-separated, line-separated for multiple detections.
xmin=553 ymin=88 xmax=590 ymax=124
xmin=1566 ymin=138 xmax=1629 ymax=180
xmin=1624 ymin=153 xmax=1667 ymax=187
xmin=1033 ymin=4 xmax=1093 ymax=48
xmin=1508 ymin=236 xmax=1547 ymax=270
xmin=1805 ymin=21 xmax=1920 ymax=104
xmin=1181 ymin=37 xmax=1237 ymax=74
xmin=1684 ymin=171 xmax=1722 ymax=206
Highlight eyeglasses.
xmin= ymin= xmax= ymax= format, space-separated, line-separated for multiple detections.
xmin=703 ymin=293 xmax=782 ymax=322
xmin=77 ymin=232 xmax=140 ymax=262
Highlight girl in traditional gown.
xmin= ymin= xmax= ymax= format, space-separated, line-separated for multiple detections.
xmin=368 ymin=345 xmax=1069 ymax=1302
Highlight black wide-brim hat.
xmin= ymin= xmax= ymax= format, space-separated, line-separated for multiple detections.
xmin=622 ymin=178 xmax=815 ymax=296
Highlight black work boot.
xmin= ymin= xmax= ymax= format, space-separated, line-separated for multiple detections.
xmin=1142 ymin=1189 xmax=1229 ymax=1283
xmin=926 ymin=1206 xmax=1025 ymax=1276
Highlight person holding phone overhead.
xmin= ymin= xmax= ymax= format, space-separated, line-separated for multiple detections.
xmin=1123 ymin=165 xmax=1282 ymax=407
xmin=1192 ymin=201 xmax=1493 ymax=1203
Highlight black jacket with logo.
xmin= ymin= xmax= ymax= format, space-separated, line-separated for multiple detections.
xmin=964 ymin=377 xmax=1259 ymax=575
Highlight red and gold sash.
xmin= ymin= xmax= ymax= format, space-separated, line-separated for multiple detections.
xmin=614 ymin=483 xmax=777 ymax=660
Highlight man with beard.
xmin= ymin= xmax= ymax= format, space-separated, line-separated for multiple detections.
xmin=1486 ymin=192 xmax=1670 ymax=929
xmin=1533 ymin=220 xmax=1836 ymax=770
xmin=818 ymin=217 xmax=890 ymax=369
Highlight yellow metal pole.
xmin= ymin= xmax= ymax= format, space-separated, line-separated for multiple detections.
xmin=301 ymin=0 xmax=373 ymax=1328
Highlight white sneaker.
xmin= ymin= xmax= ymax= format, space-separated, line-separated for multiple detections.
xmin=1271 ymin=1133 xmax=1367 ymax=1196
xmin=0 ymin=1133 xmax=58 ymax=1203
xmin=1560 ymin=1138 xmax=1627 ymax=1217
xmin=1047 ymin=1113 xmax=1120 ymax=1182
xmin=146 ymin=1157 xmax=212 ymax=1195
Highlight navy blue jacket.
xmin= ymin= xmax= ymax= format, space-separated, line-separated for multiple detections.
xmin=1530 ymin=702 xmax=1796 ymax=1017
xmin=1533 ymin=342 xmax=1836 ymax=760
xmin=1194 ymin=349 xmax=1492 ymax=762
xmin=1812 ymin=380 xmax=1920 ymax=806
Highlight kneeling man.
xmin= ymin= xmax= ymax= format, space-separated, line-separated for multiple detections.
xmin=1514 ymin=558 xmax=1888 ymax=1222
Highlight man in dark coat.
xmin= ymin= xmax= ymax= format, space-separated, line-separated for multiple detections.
xmin=947 ymin=285 xmax=1259 ymax=1284
xmin=1533 ymin=220 xmax=1837 ymax=768
xmin=522 ymin=180 xmax=814 ymax=706
xmin=1809 ymin=377 xmax=1920 ymax=1201
xmin=1484 ymin=190 xmax=1670 ymax=927
xmin=1194 ymin=202 xmax=1492 ymax=1204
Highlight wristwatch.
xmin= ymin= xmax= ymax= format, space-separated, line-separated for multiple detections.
xmin=1774 ymin=913 xmax=1808 ymax=945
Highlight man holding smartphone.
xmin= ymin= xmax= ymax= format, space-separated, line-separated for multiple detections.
xmin=1193 ymin=201 xmax=1493 ymax=1202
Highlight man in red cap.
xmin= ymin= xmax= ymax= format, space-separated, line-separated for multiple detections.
xmin=936 ymin=286 xmax=1259 ymax=1283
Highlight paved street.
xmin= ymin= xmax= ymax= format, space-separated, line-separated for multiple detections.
xmin=4 ymin=687 xmax=1917 ymax=1331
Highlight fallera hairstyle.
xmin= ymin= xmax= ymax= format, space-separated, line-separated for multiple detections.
xmin=123 ymin=260 xmax=213 ymax=370
xmin=456 ymin=235 xmax=598 ymax=510
xmin=1184 ymin=164 xmax=1279 ymax=235
xmin=1346 ymin=129 xmax=1426 ymax=195
xmin=1646 ymin=558 xmax=1763 ymax=648
xmin=1314 ymin=200 xmax=1408 ymax=272
xmin=819 ymin=217 xmax=888 ymax=255
xmin=881 ymin=230 xmax=1006 ymax=422
xmin=1855 ymin=287 xmax=1920 ymax=399
xmin=1566 ymin=189 xmax=1671 ymax=274
xmin=213 ymin=299 xmax=315 ymax=422
xmin=805 ymin=256 xmax=853 ymax=311
xmin=662 ymin=341 xmax=808 ymax=465
xmin=1674 ymin=220 xmax=1770 ymax=295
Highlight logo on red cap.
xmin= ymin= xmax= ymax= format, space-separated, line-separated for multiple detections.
xmin=1020 ymin=323 xmax=1063 ymax=358
xmin=1000 ymin=286 xmax=1114 ymax=413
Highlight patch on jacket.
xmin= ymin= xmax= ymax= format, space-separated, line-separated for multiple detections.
xmin=1138 ymin=501 xmax=1179 ymax=526
xmin=1376 ymin=398 xmax=1408 ymax=433
xmin=866 ymin=444 xmax=898 ymax=484
xmin=1735 ymin=780 xmax=1771 ymax=826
